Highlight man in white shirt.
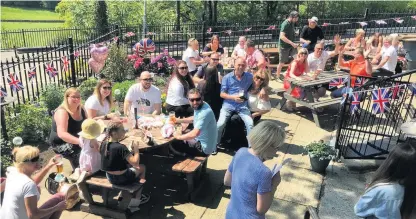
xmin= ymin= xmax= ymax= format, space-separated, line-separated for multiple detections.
xmin=182 ymin=38 xmax=207 ymax=75
xmin=124 ymin=71 xmax=162 ymax=116
xmin=307 ymin=34 xmax=341 ymax=74
xmin=231 ymin=36 xmax=247 ymax=59
xmin=372 ymin=35 xmax=398 ymax=73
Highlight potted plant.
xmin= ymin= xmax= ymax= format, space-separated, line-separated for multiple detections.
xmin=305 ymin=140 xmax=336 ymax=173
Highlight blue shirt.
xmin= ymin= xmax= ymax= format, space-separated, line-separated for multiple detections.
xmin=221 ymin=71 xmax=253 ymax=111
xmin=355 ymin=183 xmax=404 ymax=219
xmin=194 ymin=102 xmax=217 ymax=154
xmin=226 ymin=148 xmax=273 ymax=219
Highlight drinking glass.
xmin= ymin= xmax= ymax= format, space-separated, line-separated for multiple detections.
xmin=54 ymin=155 xmax=63 ymax=173
xmin=169 ymin=111 xmax=176 ymax=123
xmin=238 ymin=89 xmax=245 ymax=97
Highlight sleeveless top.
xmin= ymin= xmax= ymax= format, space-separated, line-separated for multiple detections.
xmin=49 ymin=108 xmax=86 ymax=146
xmin=351 ymin=38 xmax=365 ymax=48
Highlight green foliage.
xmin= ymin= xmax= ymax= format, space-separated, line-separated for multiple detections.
xmin=305 ymin=140 xmax=336 ymax=161
xmin=101 ymin=43 xmax=135 ymax=82
xmin=5 ymin=104 xmax=52 ymax=143
xmin=55 ymin=0 xmax=96 ymax=28
xmin=78 ymin=77 xmax=98 ymax=100
xmin=112 ymin=80 xmax=136 ymax=102
xmin=153 ymin=75 xmax=169 ymax=91
xmin=95 ymin=1 xmax=109 ymax=34
xmin=0 ymin=139 xmax=13 ymax=175
xmin=40 ymin=84 xmax=66 ymax=114
xmin=1 ymin=6 xmax=63 ymax=20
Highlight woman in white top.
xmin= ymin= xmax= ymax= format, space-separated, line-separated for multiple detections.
xmin=248 ymin=70 xmax=271 ymax=123
xmin=85 ymin=79 xmax=113 ymax=120
xmin=232 ymin=36 xmax=247 ymax=59
xmin=182 ymin=38 xmax=207 ymax=76
xmin=0 ymin=146 xmax=67 ymax=219
xmin=166 ymin=60 xmax=196 ymax=118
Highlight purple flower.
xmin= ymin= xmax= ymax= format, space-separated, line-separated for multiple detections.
xmin=157 ymin=62 xmax=163 ymax=68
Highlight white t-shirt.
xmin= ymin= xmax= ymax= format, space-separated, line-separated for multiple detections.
xmin=166 ymin=77 xmax=189 ymax=106
xmin=248 ymin=93 xmax=271 ymax=112
xmin=233 ymin=44 xmax=246 ymax=57
xmin=125 ymin=84 xmax=162 ymax=115
xmin=381 ymin=45 xmax=398 ymax=72
xmin=85 ymin=95 xmax=110 ymax=116
xmin=182 ymin=47 xmax=199 ymax=72
xmin=307 ymin=51 xmax=330 ymax=72
xmin=0 ymin=172 xmax=40 ymax=219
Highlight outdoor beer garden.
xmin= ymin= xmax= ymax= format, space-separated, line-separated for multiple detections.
xmin=1 ymin=1 xmax=416 ymax=219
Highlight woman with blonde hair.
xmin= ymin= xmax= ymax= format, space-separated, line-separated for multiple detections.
xmin=49 ymin=87 xmax=86 ymax=170
xmin=345 ymin=29 xmax=366 ymax=51
xmin=85 ymin=79 xmax=114 ymax=120
xmin=0 ymin=146 xmax=66 ymax=219
xmin=366 ymin=32 xmax=383 ymax=56
xmin=224 ymin=120 xmax=286 ymax=218
xmin=182 ymin=38 xmax=207 ymax=75
xmin=248 ymin=70 xmax=271 ymax=123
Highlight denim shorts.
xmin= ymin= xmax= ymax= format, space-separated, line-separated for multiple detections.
xmin=106 ymin=168 xmax=139 ymax=186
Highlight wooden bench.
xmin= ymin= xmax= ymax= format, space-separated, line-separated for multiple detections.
xmin=271 ymin=88 xmax=286 ymax=97
xmin=172 ymin=156 xmax=208 ymax=201
xmin=79 ymin=173 xmax=144 ymax=219
xmin=304 ymin=206 xmax=320 ymax=219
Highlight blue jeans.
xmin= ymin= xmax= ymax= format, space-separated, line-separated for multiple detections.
xmin=331 ymin=87 xmax=348 ymax=98
xmin=217 ymin=107 xmax=253 ymax=144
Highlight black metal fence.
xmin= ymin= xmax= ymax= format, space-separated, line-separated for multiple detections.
xmin=336 ymin=70 xmax=416 ymax=159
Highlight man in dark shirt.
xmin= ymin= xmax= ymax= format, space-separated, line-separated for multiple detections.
xmin=300 ymin=16 xmax=324 ymax=53
xmin=192 ymin=53 xmax=224 ymax=84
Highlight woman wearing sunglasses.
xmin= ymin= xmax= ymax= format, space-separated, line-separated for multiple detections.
xmin=166 ymin=61 xmax=196 ymax=118
xmin=248 ymin=70 xmax=271 ymax=123
xmin=85 ymin=79 xmax=114 ymax=120
xmin=0 ymin=146 xmax=67 ymax=219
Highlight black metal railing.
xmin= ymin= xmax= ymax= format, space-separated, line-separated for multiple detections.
xmin=336 ymin=70 xmax=416 ymax=159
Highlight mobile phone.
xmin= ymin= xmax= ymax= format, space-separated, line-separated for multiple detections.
xmin=240 ymin=96 xmax=247 ymax=101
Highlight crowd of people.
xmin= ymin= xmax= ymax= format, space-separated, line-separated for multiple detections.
xmin=0 ymin=10 xmax=413 ymax=219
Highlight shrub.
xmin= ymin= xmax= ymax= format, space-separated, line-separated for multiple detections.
xmin=305 ymin=140 xmax=336 ymax=161
xmin=102 ymin=43 xmax=135 ymax=82
xmin=40 ymin=84 xmax=65 ymax=114
xmin=6 ymin=104 xmax=52 ymax=143
xmin=112 ymin=80 xmax=136 ymax=102
xmin=78 ymin=77 xmax=98 ymax=100
xmin=0 ymin=139 xmax=13 ymax=175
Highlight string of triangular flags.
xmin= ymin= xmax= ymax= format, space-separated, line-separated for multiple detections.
xmin=1 ymin=31 xmax=136 ymax=94
xmin=335 ymin=78 xmax=416 ymax=115
xmin=322 ymin=15 xmax=416 ymax=27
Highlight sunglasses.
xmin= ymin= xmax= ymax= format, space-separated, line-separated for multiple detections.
xmin=299 ymin=52 xmax=308 ymax=55
xmin=315 ymin=48 xmax=323 ymax=50
xmin=255 ymin=75 xmax=265 ymax=81
xmin=211 ymin=58 xmax=220 ymax=61
xmin=102 ymin=86 xmax=112 ymax=90
xmin=23 ymin=156 xmax=41 ymax=163
xmin=178 ymin=66 xmax=188 ymax=70
xmin=189 ymin=97 xmax=202 ymax=102
xmin=142 ymin=78 xmax=153 ymax=82
xmin=68 ymin=96 xmax=81 ymax=99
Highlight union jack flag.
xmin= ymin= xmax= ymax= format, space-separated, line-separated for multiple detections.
xmin=206 ymin=28 xmax=212 ymax=34
xmin=74 ymin=51 xmax=80 ymax=59
xmin=61 ymin=56 xmax=70 ymax=72
xmin=394 ymin=18 xmax=404 ymax=24
xmin=350 ymin=93 xmax=361 ymax=114
xmin=372 ymin=88 xmax=391 ymax=114
xmin=244 ymin=27 xmax=252 ymax=32
xmin=125 ymin=32 xmax=135 ymax=37
xmin=354 ymin=77 xmax=368 ymax=88
xmin=7 ymin=73 xmax=24 ymax=92
xmin=329 ymin=77 xmax=348 ymax=89
xmin=411 ymin=15 xmax=416 ymax=20
xmin=391 ymin=83 xmax=405 ymax=99
xmin=358 ymin=22 xmax=368 ymax=27
xmin=138 ymin=38 xmax=155 ymax=53
xmin=44 ymin=62 xmax=58 ymax=78
xmin=322 ymin=23 xmax=330 ymax=27
xmin=266 ymin=25 xmax=276 ymax=30
xmin=0 ymin=87 xmax=7 ymax=97
xmin=375 ymin=20 xmax=387 ymax=25
xmin=225 ymin=30 xmax=232 ymax=35
xmin=112 ymin=36 xmax=119 ymax=42
xmin=27 ymin=66 xmax=36 ymax=83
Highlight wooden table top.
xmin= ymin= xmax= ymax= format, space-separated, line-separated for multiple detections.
xmin=100 ymin=119 xmax=174 ymax=151
xmin=262 ymin=48 xmax=279 ymax=54
xmin=289 ymin=71 xmax=349 ymax=88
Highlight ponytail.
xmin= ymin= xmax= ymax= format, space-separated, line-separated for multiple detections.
xmin=101 ymin=121 xmax=124 ymax=158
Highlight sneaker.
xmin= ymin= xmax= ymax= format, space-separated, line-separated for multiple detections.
xmin=69 ymin=168 xmax=81 ymax=182
xmin=76 ymin=171 xmax=88 ymax=184
xmin=140 ymin=194 xmax=150 ymax=206
xmin=211 ymin=150 xmax=218 ymax=155
xmin=128 ymin=206 xmax=140 ymax=213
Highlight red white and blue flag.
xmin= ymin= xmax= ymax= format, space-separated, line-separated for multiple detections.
xmin=61 ymin=56 xmax=70 ymax=72
xmin=74 ymin=51 xmax=80 ymax=59
xmin=350 ymin=93 xmax=361 ymax=114
xmin=27 ymin=66 xmax=36 ymax=83
xmin=125 ymin=32 xmax=135 ymax=37
xmin=391 ymin=83 xmax=405 ymax=99
xmin=44 ymin=62 xmax=58 ymax=78
xmin=138 ymin=38 xmax=155 ymax=53
xmin=354 ymin=77 xmax=368 ymax=88
xmin=7 ymin=73 xmax=24 ymax=92
xmin=329 ymin=77 xmax=348 ymax=89
xmin=0 ymin=87 xmax=7 ymax=97
xmin=372 ymin=88 xmax=391 ymax=114
xmin=206 ymin=28 xmax=212 ymax=34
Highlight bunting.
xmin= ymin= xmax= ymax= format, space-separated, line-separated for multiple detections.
xmin=27 ymin=66 xmax=36 ymax=83
xmin=372 ymin=88 xmax=391 ymax=114
xmin=61 ymin=56 xmax=70 ymax=72
xmin=44 ymin=62 xmax=58 ymax=78
xmin=7 ymin=73 xmax=24 ymax=92
xmin=0 ymin=87 xmax=7 ymax=97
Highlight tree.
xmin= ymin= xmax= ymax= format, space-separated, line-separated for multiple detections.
xmin=95 ymin=1 xmax=109 ymax=34
xmin=56 ymin=0 xmax=96 ymax=28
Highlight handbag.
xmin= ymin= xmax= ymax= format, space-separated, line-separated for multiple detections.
xmin=45 ymin=172 xmax=68 ymax=195
xmin=51 ymin=143 xmax=75 ymax=157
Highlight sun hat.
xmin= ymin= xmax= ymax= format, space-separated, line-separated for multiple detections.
xmin=78 ymin=119 xmax=106 ymax=140
xmin=309 ymin=16 xmax=319 ymax=23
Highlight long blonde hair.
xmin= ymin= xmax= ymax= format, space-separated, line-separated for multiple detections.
xmin=12 ymin=146 xmax=39 ymax=171
xmin=60 ymin=87 xmax=82 ymax=115
xmin=94 ymin=79 xmax=113 ymax=109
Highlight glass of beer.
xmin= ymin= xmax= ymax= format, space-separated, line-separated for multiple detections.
xmin=169 ymin=111 xmax=176 ymax=123
xmin=55 ymin=155 xmax=64 ymax=173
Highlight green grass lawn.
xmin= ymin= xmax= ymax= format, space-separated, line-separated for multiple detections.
xmin=1 ymin=6 xmax=63 ymax=21
xmin=1 ymin=22 xmax=63 ymax=30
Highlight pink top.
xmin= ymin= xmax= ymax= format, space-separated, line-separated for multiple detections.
xmin=79 ymin=136 xmax=101 ymax=173
xmin=246 ymin=49 xmax=265 ymax=69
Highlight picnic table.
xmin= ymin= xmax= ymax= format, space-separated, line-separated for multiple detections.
xmin=277 ymin=71 xmax=349 ymax=128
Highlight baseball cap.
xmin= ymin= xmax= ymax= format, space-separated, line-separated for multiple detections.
xmin=309 ymin=16 xmax=319 ymax=23
xmin=289 ymin=11 xmax=299 ymax=18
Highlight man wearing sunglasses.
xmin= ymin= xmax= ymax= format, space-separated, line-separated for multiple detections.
xmin=170 ymin=88 xmax=217 ymax=157
xmin=124 ymin=71 xmax=162 ymax=117
xmin=193 ymin=53 xmax=224 ymax=84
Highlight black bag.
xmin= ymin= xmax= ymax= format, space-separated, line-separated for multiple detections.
xmin=45 ymin=172 xmax=68 ymax=195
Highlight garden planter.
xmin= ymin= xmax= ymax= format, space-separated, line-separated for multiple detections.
xmin=309 ymin=156 xmax=331 ymax=173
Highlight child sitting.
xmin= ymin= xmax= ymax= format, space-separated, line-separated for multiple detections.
xmin=100 ymin=121 xmax=149 ymax=211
